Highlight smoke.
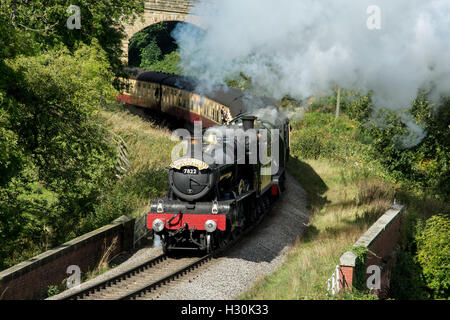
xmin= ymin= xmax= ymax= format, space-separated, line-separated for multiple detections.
xmin=252 ymin=106 xmax=289 ymax=127
xmin=172 ymin=0 xmax=450 ymax=148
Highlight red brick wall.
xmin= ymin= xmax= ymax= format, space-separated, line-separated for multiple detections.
xmin=339 ymin=206 xmax=404 ymax=297
xmin=340 ymin=266 xmax=354 ymax=289
xmin=365 ymin=215 xmax=402 ymax=267
xmin=0 ymin=216 xmax=134 ymax=300
xmin=365 ymin=214 xmax=402 ymax=298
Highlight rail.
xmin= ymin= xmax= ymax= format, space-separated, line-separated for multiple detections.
xmin=59 ymin=253 xmax=167 ymax=300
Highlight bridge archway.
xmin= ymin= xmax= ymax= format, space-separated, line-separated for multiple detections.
xmin=121 ymin=1 xmax=205 ymax=64
xmin=127 ymin=20 xmax=204 ymax=70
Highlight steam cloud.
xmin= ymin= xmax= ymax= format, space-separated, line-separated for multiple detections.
xmin=172 ymin=0 xmax=450 ymax=148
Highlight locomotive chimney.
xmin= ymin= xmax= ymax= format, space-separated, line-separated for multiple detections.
xmin=241 ymin=115 xmax=256 ymax=131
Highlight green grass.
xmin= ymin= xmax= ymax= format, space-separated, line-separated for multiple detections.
xmin=94 ymin=106 xmax=177 ymax=221
xmin=240 ymin=157 xmax=391 ymax=300
xmin=240 ymin=111 xmax=448 ymax=300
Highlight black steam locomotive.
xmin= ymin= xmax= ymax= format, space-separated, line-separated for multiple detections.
xmin=118 ymin=70 xmax=290 ymax=253
xmin=147 ymin=111 xmax=290 ymax=253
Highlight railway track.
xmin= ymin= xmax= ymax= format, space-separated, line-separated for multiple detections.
xmin=59 ymin=253 xmax=212 ymax=300
xmin=56 ymin=193 xmax=274 ymax=300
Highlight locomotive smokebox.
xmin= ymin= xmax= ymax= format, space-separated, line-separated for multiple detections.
xmin=241 ymin=115 xmax=257 ymax=131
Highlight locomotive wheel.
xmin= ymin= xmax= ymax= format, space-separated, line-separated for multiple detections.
xmin=231 ymin=226 xmax=242 ymax=240
xmin=280 ymin=171 xmax=286 ymax=192
xmin=161 ymin=236 xmax=169 ymax=255
xmin=248 ymin=200 xmax=259 ymax=224
xmin=255 ymin=202 xmax=263 ymax=220
xmin=250 ymin=208 xmax=258 ymax=224
xmin=261 ymin=196 xmax=269 ymax=214
xmin=206 ymin=234 xmax=212 ymax=253
xmin=265 ymin=195 xmax=272 ymax=211
xmin=216 ymin=231 xmax=229 ymax=249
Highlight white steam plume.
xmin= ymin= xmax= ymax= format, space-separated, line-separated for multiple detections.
xmin=172 ymin=0 xmax=450 ymax=148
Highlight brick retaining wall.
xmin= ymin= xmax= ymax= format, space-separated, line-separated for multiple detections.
xmin=0 ymin=216 xmax=134 ymax=300
xmin=339 ymin=204 xmax=404 ymax=298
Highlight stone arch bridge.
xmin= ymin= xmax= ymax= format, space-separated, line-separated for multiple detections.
xmin=122 ymin=0 xmax=203 ymax=63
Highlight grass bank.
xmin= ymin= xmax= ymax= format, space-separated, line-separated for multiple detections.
xmin=80 ymin=105 xmax=177 ymax=230
xmin=241 ymin=111 xmax=448 ymax=300
xmin=241 ymin=157 xmax=392 ymax=299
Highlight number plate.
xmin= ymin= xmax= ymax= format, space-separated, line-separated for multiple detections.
xmin=182 ymin=167 xmax=199 ymax=175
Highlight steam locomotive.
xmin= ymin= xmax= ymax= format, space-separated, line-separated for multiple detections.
xmin=118 ymin=71 xmax=290 ymax=253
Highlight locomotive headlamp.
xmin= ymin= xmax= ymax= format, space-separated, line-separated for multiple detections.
xmin=152 ymin=219 xmax=165 ymax=233
xmin=204 ymin=220 xmax=217 ymax=233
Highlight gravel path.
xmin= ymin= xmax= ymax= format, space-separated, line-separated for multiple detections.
xmin=49 ymin=173 xmax=308 ymax=300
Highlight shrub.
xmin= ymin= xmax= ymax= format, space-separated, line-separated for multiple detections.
xmin=355 ymin=95 xmax=449 ymax=199
xmin=303 ymin=89 xmax=450 ymax=199
xmin=415 ymin=214 xmax=450 ymax=299
xmin=289 ymin=112 xmax=374 ymax=166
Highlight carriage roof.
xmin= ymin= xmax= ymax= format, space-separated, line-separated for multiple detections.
xmin=133 ymin=71 xmax=277 ymax=118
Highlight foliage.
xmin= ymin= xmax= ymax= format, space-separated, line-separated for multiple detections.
xmin=0 ymin=104 xmax=22 ymax=185
xmin=289 ymin=112 xmax=375 ymax=169
xmin=0 ymin=1 xmax=179 ymax=271
xmin=348 ymin=92 xmax=449 ymax=198
xmin=0 ymin=42 xmax=119 ymax=269
xmin=291 ymin=88 xmax=449 ymax=199
xmin=414 ymin=214 xmax=450 ymax=299
xmin=128 ymin=22 xmax=180 ymax=69
xmin=225 ymin=73 xmax=251 ymax=91
xmin=241 ymin=155 xmax=393 ymax=300
xmin=145 ymin=51 xmax=182 ymax=74
xmin=348 ymin=246 xmax=369 ymax=291
xmin=140 ymin=38 xmax=162 ymax=69
xmin=284 ymin=107 xmax=449 ymax=300
xmin=0 ymin=0 xmax=144 ymax=72
xmin=47 ymin=285 xmax=61 ymax=298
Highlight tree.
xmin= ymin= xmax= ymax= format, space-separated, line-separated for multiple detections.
xmin=148 ymin=51 xmax=182 ymax=74
xmin=140 ymin=38 xmax=162 ymax=69
xmin=0 ymin=0 xmax=144 ymax=71
xmin=0 ymin=42 xmax=119 ymax=268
